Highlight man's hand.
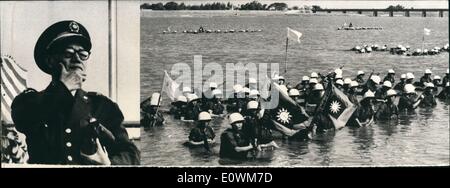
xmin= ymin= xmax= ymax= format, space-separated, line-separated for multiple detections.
xmin=80 ymin=138 xmax=111 ymax=165
xmin=59 ymin=63 xmax=85 ymax=91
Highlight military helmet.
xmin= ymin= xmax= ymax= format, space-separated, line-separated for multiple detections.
xmin=363 ymin=90 xmax=375 ymax=98
xmin=425 ymin=69 xmax=432 ymax=74
xmin=400 ymin=74 xmax=406 ymax=79
xmin=357 ymin=70 xmax=365 ymax=75
xmin=433 ymin=76 xmax=441 ymax=80
xmin=176 ymin=95 xmax=187 ymax=103
xmin=229 ymin=113 xmax=244 ymax=125
xmin=388 ymin=69 xmax=395 ymax=74
xmin=187 ymin=94 xmax=200 ymax=102
xmin=198 ymin=111 xmax=212 ymax=121
xmin=34 ymin=20 xmax=91 ymax=74
xmin=243 ymin=87 xmax=250 ymax=94
xmin=249 ymin=90 xmax=259 ymax=98
xmin=313 ymin=84 xmax=324 ymax=91
xmin=310 ymin=72 xmax=318 ymax=78
xmin=344 ymin=78 xmax=352 ymax=85
xmin=370 ymin=75 xmax=381 ymax=84
xmin=350 ymin=81 xmax=359 ymax=88
xmin=387 ymin=89 xmax=397 ymax=96
xmin=404 ymin=84 xmax=416 ymax=94
xmin=182 ymin=87 xmax=192 ymax=93
xmin=335 ymin=79 xmax=344 ymax=86
xmin=212 ymin=89 xmax=223 ymax=98
xmin=383 ymin=81 xmax=392 ymax=88
xmin=288 ymin=89 xmax=300 ymax=96
xmin=209 ymin=82 xmax=218 ymax=89
xmin=249 ymin=78 xmax=257 ymax=84
xmin=406 ymin=73 xmax=415 ymax=80
xmin=309 ymin=78 xmax=318 ymax=84
xmin=233 ymin=84 xmax=243 ymax=93
xmin=247 ymin=101 xmax=259 ymax=110
xmin=425 ymin=82 xmax=435 ymax=88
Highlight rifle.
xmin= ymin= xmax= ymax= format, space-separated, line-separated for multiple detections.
xmin=308 ymin=77 xmax=333 ymax=131
xmin=362 ymin=70 xmax=375 ymax=92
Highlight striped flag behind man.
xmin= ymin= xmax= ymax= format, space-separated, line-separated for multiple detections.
xmin=1 ymin=55 xmax=28 ymax=123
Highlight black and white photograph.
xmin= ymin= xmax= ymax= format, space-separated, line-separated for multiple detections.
xmin=1 ymin=1 xmax=141 ymax=166
xmin=1 ymin=0 xmax=449 ymax=170
xmin=139 ymin=0 xmax=449 ymax=166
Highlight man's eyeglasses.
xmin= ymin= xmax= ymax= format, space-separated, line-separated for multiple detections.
xmin=63 ymin=48 xmax=90 ymax=61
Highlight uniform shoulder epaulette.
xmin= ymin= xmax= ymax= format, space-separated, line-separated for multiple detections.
xmin=22 ymin=88 xmax=37 ymax=94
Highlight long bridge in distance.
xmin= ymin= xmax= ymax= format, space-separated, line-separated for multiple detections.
xmin=312 ymin=8 xmax=448 ymax=17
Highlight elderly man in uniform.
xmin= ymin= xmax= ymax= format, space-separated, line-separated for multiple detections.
xmin=11 ymin=20 xmax=139 ymax=165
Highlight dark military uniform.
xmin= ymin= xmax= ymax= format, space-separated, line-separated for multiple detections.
xmin=219 ymin=128 xmax=251 ymax=160
xmin=375 ymin=100 xmax=398 ymax=120
xmin=375 ymin=88 xmax=388 ymax=100
xmin=226 ymin=94 xmax=246 ymax=113
xmin=11 ymin=81 xmax=140 ymax=165
xmin=437 ymin=87 xmax=449 ymax=100
xmin=189 ymin=125 xmax=215 ymax=143
xmin=347 ymin=99 xmax=374 ymax=127
xmin=355 ymin=75 xmax=365 ymax=84
xmin=169 ymin=101 xmax=185 ymax=119
xmin=442 ymin=75 xmax=449 ymax=87
xmin=184 ymin=102 xmax=202 ymax=121
xmin=419 ymin=91 xmax=437 ymax=108
xmin=361 ymin=80 xmax=378 ymax=94
xmin=419 ymin=75 xmax=432 ymax=86
xmin=141 ymin=106 xmax=164 ymax=127
xmin=398 ymin=94 xmax=419 ymax=112
xmin=383 ymin=75 xmax=395 ymax=85
xmin=205 ymin=98 xmax=224 ymax=115
xmin=393 ymin=81 xmax=406 ymax=92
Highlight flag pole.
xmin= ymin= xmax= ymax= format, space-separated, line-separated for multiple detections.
xmin=152 ymin=72 xmax=166 ymax=126
xmin=284 ymin=37 xmax=289 ymax=74
xmin=421 ymin=30 xmax=425 ymax=56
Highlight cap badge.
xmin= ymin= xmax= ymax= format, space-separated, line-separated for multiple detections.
xmin=69 ymin=22 xmax=80 ymax=33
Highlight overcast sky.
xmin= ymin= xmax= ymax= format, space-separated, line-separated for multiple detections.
xmin=141 ymin=0 xmax=449 ymax=9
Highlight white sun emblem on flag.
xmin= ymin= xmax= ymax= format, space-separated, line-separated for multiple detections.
xmin=276 ymin=108 xmax=292 ymax=124
xmin=330 ymin=101 xmax=341 ymax=114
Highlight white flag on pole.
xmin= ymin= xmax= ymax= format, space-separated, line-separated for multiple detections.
xmin=162 ymin=70 xmax=181 ymax=101
xmin=287 ymin=27 xmax=302 ymax=43
xmin=424 ymin=28 xmax=431 ymax=36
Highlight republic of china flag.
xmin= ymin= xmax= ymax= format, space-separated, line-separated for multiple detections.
xmin=315 ymin=82 xmax=357 ymax=130
xmin=263 ymin=82 xmax=309 ymax=136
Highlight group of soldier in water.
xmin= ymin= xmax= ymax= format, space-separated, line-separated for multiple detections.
xmin=141 ymin=67 xmax=449 ymax=160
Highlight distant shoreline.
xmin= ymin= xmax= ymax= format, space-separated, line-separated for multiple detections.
xmin=140 ymin=10 xmax=448 ymax=18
